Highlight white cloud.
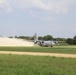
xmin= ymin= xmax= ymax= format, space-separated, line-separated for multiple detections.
xmin=0 ymin=0 xmax=12 ymax=12
xmin=0 ymin=0 xmax=75 ymax=13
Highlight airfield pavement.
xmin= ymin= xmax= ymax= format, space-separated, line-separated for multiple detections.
xmin=0 ymin=51 xmax=76 ymax=58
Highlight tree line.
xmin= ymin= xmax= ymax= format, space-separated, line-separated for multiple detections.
xmin=9 ymin=35 xmax=76 ymax=45
xmin=14 ymin=35 xmax=66 ymax=41
xmin=66 ymin=36 xmax=76 ymax=45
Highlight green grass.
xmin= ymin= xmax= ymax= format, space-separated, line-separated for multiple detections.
xmin=0 ymin=54 xmax=76 ymax=75
xmin=0 ymin=46 xmax=76 ymax=54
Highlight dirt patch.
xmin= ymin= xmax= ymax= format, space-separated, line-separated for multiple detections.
xmin=0 ymin=51 xmax=76 ymax=58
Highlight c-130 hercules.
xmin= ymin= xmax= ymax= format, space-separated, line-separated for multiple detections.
xmin=34 ymin=33 xmax=58 ymax=47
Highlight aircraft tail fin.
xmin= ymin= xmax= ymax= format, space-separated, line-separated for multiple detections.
xmin=34 ymin=33 xmax=38 ymax=44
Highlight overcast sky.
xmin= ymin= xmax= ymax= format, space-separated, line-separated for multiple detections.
xmin=0 ymin=0 xmax=76 ymax=38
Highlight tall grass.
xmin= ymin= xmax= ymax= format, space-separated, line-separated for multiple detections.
xmin=0 ymin=54 xmax=76 ymax=75
xmin=0 ymin=46 xmax=76 ymax=54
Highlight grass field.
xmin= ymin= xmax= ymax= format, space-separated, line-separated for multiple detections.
xmin=0 ymin=46 xmax=76 ymax=75
xmin=0 ymin=46 xmax=76 ymax=54
xmin=0 ymin=54 xmax=76 ymax=75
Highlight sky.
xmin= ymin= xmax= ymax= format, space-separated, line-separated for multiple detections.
xmin=0 ymin=0 xmax=76 ymax=38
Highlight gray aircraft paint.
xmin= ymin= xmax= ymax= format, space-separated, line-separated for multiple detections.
xmin=34 ymin=33 xmax=57 ymax=47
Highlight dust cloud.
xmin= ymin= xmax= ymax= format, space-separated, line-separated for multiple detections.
xmin=0 ymin=37 xmax=34 ymax=46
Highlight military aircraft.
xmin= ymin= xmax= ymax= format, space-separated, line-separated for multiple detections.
xmin=34 ymin=33 xmax=58 ymax=47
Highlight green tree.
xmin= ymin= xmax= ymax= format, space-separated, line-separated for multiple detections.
xmin=66 ymin=38 xmax=73 ymax=45
xmin=43 ymin=35 xmax=53 ymax=41
xmin=38 ymin=36 xmax=43 ymax=40
xmin=73 ymin=36 xmax=76 ymax=45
